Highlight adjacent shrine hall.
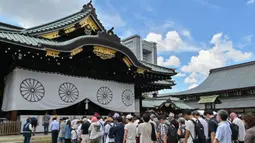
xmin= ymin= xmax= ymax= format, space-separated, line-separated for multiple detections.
xmin=0 ymin=1 xmax=177 ymax=120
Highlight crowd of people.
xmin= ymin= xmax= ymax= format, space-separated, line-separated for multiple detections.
xmin=22 ymin=110 xmax=255 ymax=143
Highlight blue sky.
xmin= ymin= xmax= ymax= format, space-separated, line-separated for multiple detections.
xmin=0 ymin=0 xmax=255 ymax=93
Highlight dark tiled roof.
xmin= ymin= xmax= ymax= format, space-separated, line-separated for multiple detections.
xmin=22 ymin=9 xmax=93 ymax=35
xmin=140 ymin=61 xmax=177 ymax=75
xmin=154 ymin=80 xmax=175 ymax=84
xmin=142 ymin=97 xmax=193 ymax=109
xmin=0 ymin=31 xmax=57 ymax=47
xmin=0 ymin=22 xmax=23 ymax=32
xmin=167 ymin=61 xmax=255 ymax=96
xmin=21 ymin=2 xmax=106 ymax=35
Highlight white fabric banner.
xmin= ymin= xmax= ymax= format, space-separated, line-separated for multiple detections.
xmin=2 ymin=68 xmax=135 ymax=112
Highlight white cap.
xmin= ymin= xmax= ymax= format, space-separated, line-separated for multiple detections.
xmin=126 ymin=114 xmax=133 ymax=119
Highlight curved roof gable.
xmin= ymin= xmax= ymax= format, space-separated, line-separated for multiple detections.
xmin=21 ymin=1 xmax=105 ymax=35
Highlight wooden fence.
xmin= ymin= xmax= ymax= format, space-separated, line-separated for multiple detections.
xmin=0 ymin=121 xmax=21 ymax=135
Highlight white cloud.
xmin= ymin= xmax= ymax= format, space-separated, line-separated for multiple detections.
xmin=0 ymin=0 xmax=87 ymax=28
xmin=145 ymin=31 xmax=200 ymax=52
xmin=184 ymin=72 xmax=198 ymax=83
xmin=176 ymin=73 xmax=186 ymax=77
xmin=98 ymin=13 xmax=126 ymax=28
xmin=247 ymin=0 xmax=254 ymax=4
xmin=0 ymin=0 xmax=126 ymax=29
xmin=157 ymin=56 xmax=181 ymax=67
xmin=181 ymin=30 xmax=192 ymax=39
xmin=188 ymin=84 xmax=198 ymax=89
xmin=237 ymin=35 xmax=253 ymax=48
xmin=194 ymin=0 xmax=220 ymax=9
xmin=181 ymin=32 xmax=253 ymax=83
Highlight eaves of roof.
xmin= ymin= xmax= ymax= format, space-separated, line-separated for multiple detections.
xmin=140 ymin=61 xmax=177 ymax=75
xmin=0 ymin=30 xmax=180 ymax=77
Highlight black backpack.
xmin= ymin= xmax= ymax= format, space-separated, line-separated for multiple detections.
xmin=190 ymin=120 xmax=206 ymax=143
xmin=167 ymin=124 xmax=178 ymax=143
xmin=229 ymin=122 xmax=239 ymax=141
xmin=179 ymin=125 xmax=186 ymax=138
xmin=150 ymin=123 xmax=157 ymax=142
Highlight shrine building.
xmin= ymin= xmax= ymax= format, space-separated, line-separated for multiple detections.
xmin=163 ymin=61 xmax=255 ymax=114
xmin=0 ymin=1 xmax=177 ymax=120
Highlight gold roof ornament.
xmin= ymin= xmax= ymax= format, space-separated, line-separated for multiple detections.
xmin=46 ymin=49 xmax=60 ymax=57
xmin=123 ymin=57 xmax=132 ymax=67
xmin=80 ymin=17 xmax=99 ymax=31
xmin=71 ymin=47 xmax=83 ymax=56
xmin=93 ymin=46 xmax=116 ymax=60
xmin=64 ymin=24 xmax=76 ymax=34
xmin=41 ymin=31 xmax=59 ymax=39
xmin=137 ymin=68 xmax=146 ymax=74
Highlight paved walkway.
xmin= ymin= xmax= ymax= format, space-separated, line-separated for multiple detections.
xmin=0 ymin=134 xmax=51 ymax=143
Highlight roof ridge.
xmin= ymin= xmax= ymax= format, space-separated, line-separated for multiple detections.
xmin=210 ymin=60 xmax=255 ymax=73
xmin=0 ymin=22 xmax=24 ymax=30
xmin=21 ymin=1 xmax=97 ymax=34
xmin=22 ymin=11 xmax=83 ymax=31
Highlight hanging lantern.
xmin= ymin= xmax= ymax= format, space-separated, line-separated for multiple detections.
xmin=84 ymin=99 xmax=90 ymax=110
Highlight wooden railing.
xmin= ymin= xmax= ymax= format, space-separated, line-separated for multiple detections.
xmin=0 ymin=121 xmax=21 ymax=135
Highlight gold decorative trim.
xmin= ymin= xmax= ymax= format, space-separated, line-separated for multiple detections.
xmin=46 ymin=49 xmax=60 ymax=57
xmin=40 ymin=16 xmax=99 ymax=39
xmin=41 ymin=31 xmax=59 ymax=39
xmin=93 ymin=46 xmax=116 ymax=60
xmin=64 ymin=24 xmax=76 ymax=34
xmin=71 ymin=47 xmax=83 ymax=56
xmin=137 ymin=68 xmax=146 ymax=74
xmin=123 ymin=57 xmax=132 ymax=67
xmin=80 ymin=17 xmax=99 ymax=31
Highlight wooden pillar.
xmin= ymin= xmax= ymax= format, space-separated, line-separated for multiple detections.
xmin=10 ymin=111 xmax=17 ymax=121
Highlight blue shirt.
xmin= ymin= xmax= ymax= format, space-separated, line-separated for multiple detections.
xmin=109 ymin=123 xmax=124 ymax=143
xmin=50 ymin=120 xmax=59 ymax=131
xmin=64 ymin=125 xmax=72 ymax=139
xmin=216 ymin=121 xmax=232 ymax=143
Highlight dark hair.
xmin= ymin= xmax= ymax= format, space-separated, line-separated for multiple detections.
xmin=158 ymin=115 xmax=166 ymax=120
xmin=52 ymin=117 xmax=57 ymax=121
xmin=218 ymin=110 xmax=228 ymax=121
xmin=192 ymin=111 xmax=200 ymax=117
xmin=204 ymin=110 xmax=214 ymax=116
xmin=26 ymin=118 xmax=30 ymax=123
xmin=66 ymin=120 xmax=71 ymax=127
xmin=179 ymin=118 xmax=185 ymax=124
xmin=142 ymin=113 xmax=150 ymax=122
xmin=183 ymin=109 xmax=192 ymax=116
xmin=242 ymin=113 xmax=255 ymax=129
xmin=116 ymin=117 xmax=123 ymax=123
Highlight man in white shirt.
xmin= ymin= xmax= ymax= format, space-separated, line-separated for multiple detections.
xmin=230 ymin=112 xmax=246 ymax=143
xmin=193 ymin=111 xmax=209 ymax=140
xmin=123 ymin=114 xmax=136 ymax=143
xmin=50 ymin=117 xmax=59 ymax=143
xmin=137 ymin=113 xmax=156 ymax=143
xmin=183 ymin=109 xmax=196 ymax=143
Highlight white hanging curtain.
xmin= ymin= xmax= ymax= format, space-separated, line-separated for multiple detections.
xmin=1 ymin=68 xmax=135 ymax=112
